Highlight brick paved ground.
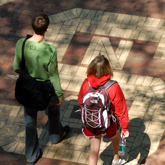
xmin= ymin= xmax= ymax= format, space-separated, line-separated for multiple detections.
xmin=0 ymin=0 xmax=165 ymax=165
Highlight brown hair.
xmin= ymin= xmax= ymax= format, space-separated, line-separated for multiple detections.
xmin=31 ymin=14 xmax=49 ymax=35
xmin=87 ymin=55 xmax=113 ymax=78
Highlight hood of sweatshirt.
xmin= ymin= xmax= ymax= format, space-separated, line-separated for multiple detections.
xmin=87 ymin=74 xmax=111 ymax=88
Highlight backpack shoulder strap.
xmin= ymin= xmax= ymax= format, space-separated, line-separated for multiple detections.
xmin=88 ymin=80 xmax=117 ymax=90
xmin=102 ymin=80 xmax=117 ymax=89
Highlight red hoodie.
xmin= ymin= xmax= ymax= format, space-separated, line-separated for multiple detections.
xmin=78 ymin=74 xmax=129 ymax=131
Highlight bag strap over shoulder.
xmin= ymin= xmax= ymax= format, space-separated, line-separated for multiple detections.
xmin=21 ymin=38 xmax=28 ymax=70
xmin=101 ymin=80 xmax=117 ymax=89
xmin=88 ymin=79 xmax=117 ymax=90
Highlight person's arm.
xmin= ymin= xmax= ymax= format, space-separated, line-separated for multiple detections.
xmin=48 ymin=48 xmax=64 ymax=104
xmin=13 ymin=39 xmax=23 ymax=74
xmin=108 ymin=83 xmax=129 ymax=137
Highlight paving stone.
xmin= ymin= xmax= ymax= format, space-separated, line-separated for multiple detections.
xmin=123 ymin=14 xmax=132 ymax=24
xmin=69 ymin=150 xmax=82 ymax=162
xmin=7 ymin=141 xmax=19 ymax=152
xmin=87 ymin=24 xmax=97 ymax=33
xmin=67 ymin=66 xmax=78 ymax=76
xmin=78 ymin=151 xmax=89 ymax=164
xmin=152 ymin=79 xmax=164 ymax=90
xmin=144 ymin=17 xmax=154 ymax=27
xmin=62 ymin=149 xmax=73 ymax=161
xmin=0 ymin=131 xmax=9 ymax=141
xmin=63 ymin=10 xmax=76 ymax=20
xmin=54 ymin=148 xmax=65 ymax=160
xmin=42 ymin=146 xmax=50 ymax=158
xmin=75 ymin=67 xmax=87 ymax=77
xmin=5 ymin=117 xmax=15 ymax=128
xmin=109 ymin=27 xmax=119 ymax=37
xmin=142 ymin=76 xmax=153 ymax=87
xmin=0 ymin=136 xmax=15 ymax=147
xmin=68 ymin=144 xmax=86 ymax=152
xmin=120 ymin=73 xmax=131 ymax=84
xmin=115 ymin=28 xmax=125 ymax=38
xmin=118 ymin=41 xmax=133 ymax=68
xmin=129 ymin=110 xmax=146 ymax=118
xmin=116 ymin=13 xmax=125 ymax=24
xmin=120 ymin=84 xmax=136 ymax=100
xmin=49 ymin=14 xmax=61 ymax=24
xmin=137 ymin=16 xmax=146 ymax=26
xmin=87 ymin=10 xmax=97 ymax=20
xmin=101 ymin=12 xmax=111 ymax=22
xmin=74 ymin=134 xmax=85 ymax=145
xmin=14 ymin=142 xmax=25 ymax=154
xmin=104 ymin=43 xmax=121 ymax=70
xmin=0 ymin=104 xmax=5 ymax=115
xmin=151 ymin=84 xmax=165 ymax=91
xmin=2 ymin=141 xmax=16 ymax=151
xmin=17 ymin=126 xmax=25 ymax=138
xmin=112 ymin=72 xmax=123 ymax=82
xmin=57 ymin=13 xmax=68 ymax=22
xmin=93 ymin=10 xmax=104 ymax=21
xmin=9 ymin=106 xmax=21 ymax=117
xmin=94 ymin=23 xmax=106 ymax=34
xmin=130 ymin=29 xmax=141 ymax=40
xmin=108 ymin=12 xmax=118 ymax=23
xmin=1 ymin=105 xmax=12 ymax=116
xmin=152 ymin=32 xmax=162 ymax=42
xmin=46 ymin=147 xmax=57 ymax=159
xmin=125 ymin=74 xmax=137 ymax=85
xmin=0 ymin=117 xmax=7 ymax=127
xmin=14 ymin=117 xmax=25 ymax=125
xmin=75 ymin=8 xmax=82 ymax=17
xmin=135 ymin=76 xmax=145 ymax=86
xmin=79 ymin=9 xmax=90 ymax=19
xmin=17 ymin=108 xmax=24 ymax=118
xmin=129 ymin=15 xmax=139 ymax=25
xmin=123 ymin=29 xmax=133 ymax=38
xmin=80 ymin=23 xmax=91 ymax=33
xmin=67 ymin=79 xmax=80 ymax=92
xmin=138 ymin=30 xmax=148 ymax=40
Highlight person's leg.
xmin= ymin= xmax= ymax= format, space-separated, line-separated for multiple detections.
xmin=24 ymin=107 xmax=40 ymax=163
xmin=47 ymin=103 xmax=64 ymax=143
xmin=89 ymin=135 xmax=102 ymax=165
xmin=112 ymin=130 xmax=121 ymax=163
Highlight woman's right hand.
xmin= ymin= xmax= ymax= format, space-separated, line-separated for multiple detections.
xmin=121 ymin=130 xmax=129 ymax=138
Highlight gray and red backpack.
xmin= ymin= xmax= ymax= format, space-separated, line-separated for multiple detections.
xmin=81 ymin=80 xmax=117 ymax=132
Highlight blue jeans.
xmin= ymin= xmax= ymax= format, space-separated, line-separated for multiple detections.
xmin=24 ymin=96 xmax=64 ymax=163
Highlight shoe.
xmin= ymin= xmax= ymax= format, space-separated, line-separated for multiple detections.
xmin=61 ymin=126 xmax=70 ymax=141
xmin=26 ymin=163 xmax=35 ymax=165
xmin=112 ymin=159 xmax=122 ymax=165
xmin=26 ymin=149 xmax=42 ymax=165
xmin=120 ymin=152 xmax=129 ymax=165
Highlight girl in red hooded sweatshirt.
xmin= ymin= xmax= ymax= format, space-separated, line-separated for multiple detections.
xmin=78 ymin=55 xmax=129 ymax=165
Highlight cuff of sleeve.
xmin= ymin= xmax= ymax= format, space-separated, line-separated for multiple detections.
xmin=58 ymin=94 xmax=64 ymax=100
xmin=122 ymin=128 xmax=128 ymax=131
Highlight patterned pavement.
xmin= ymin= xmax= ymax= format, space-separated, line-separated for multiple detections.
xmin=0 ymin=1 xmax=165 ymax=165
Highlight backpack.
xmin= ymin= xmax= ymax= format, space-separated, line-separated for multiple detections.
xmin=81 ymin=80 xmax=117 ymax=131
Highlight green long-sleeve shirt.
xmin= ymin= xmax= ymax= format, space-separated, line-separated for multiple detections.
xmin=13 ymin=38 xmax=63 ymax=99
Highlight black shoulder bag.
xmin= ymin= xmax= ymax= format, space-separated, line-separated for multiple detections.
xmin=15 ymin=38 xmax=54 ymax=110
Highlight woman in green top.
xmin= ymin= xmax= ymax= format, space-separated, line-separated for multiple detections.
xmin=13 ymin=14 xmax=70 ymax=165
